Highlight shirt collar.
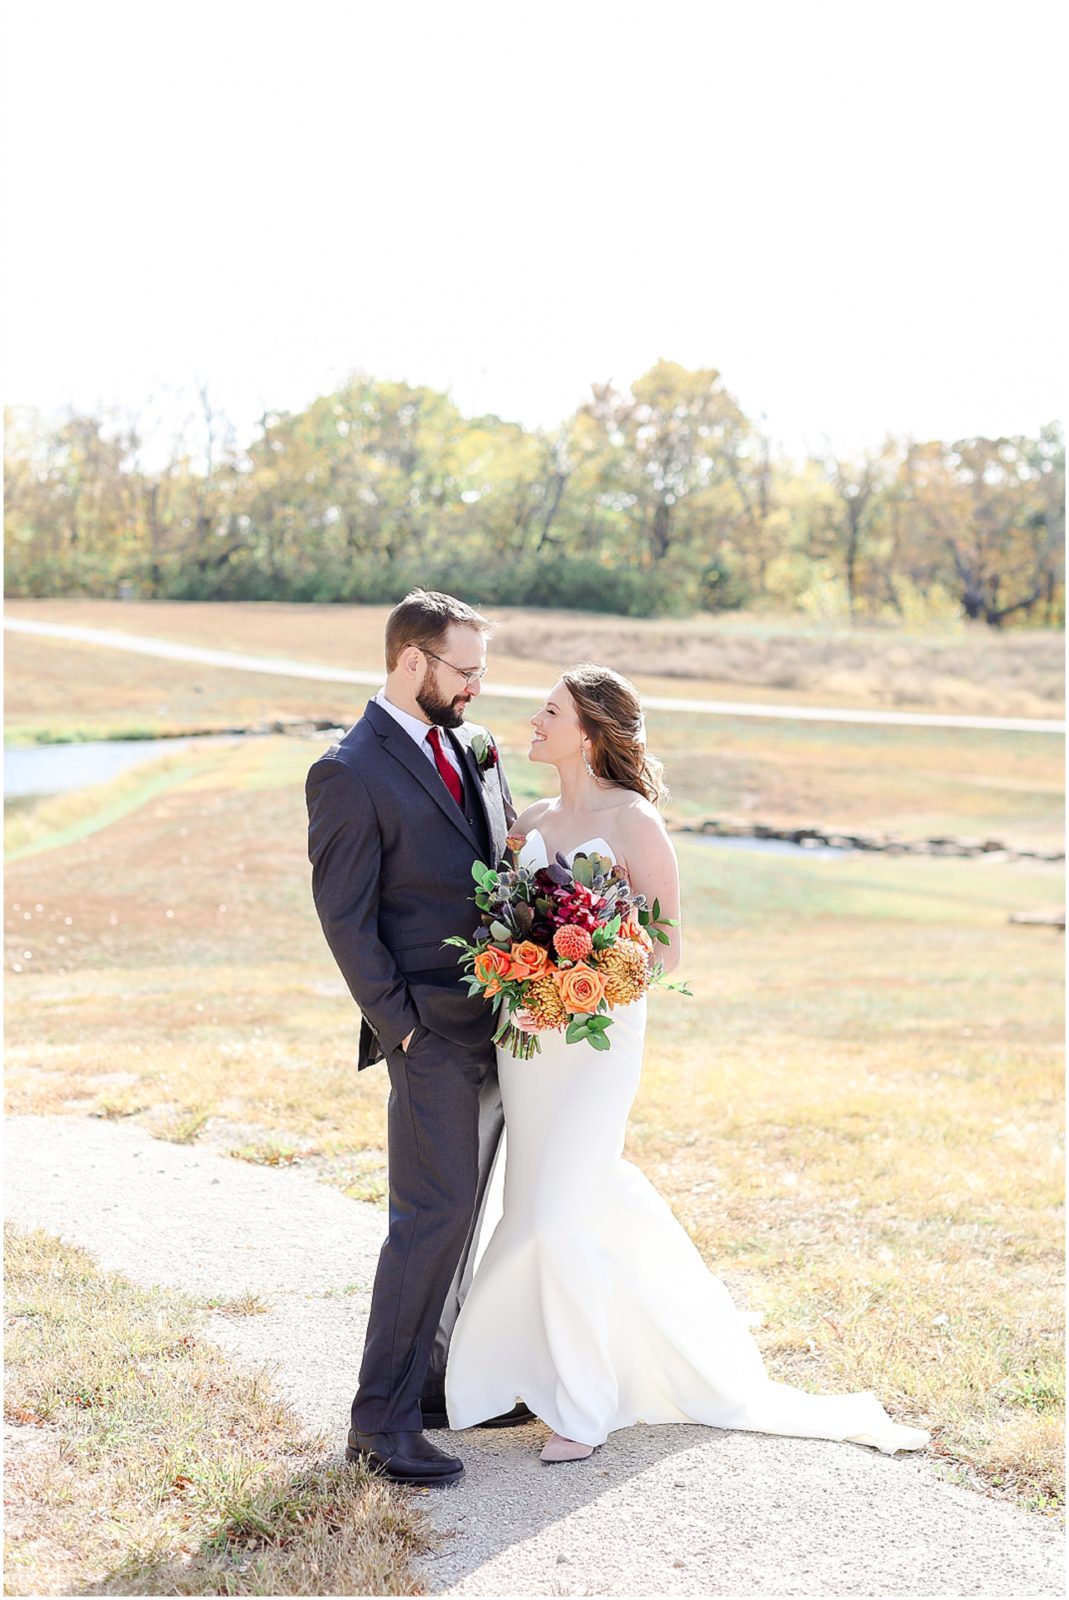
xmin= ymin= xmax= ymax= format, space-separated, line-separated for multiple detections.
xmin=374 ymin=687 xmax=439 ymax=750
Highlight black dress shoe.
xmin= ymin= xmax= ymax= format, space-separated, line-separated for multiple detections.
xmin=420 ymin=1398 xmax=535 ymax=1430
xmin=476 ymin=1401 xmax=536 ymax=1429
xmin=345 ymin=1427 xmax=464 ymax=1486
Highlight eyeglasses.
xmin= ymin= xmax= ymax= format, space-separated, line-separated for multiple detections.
xmin=420 ymin=648 xmax=487 ymax=687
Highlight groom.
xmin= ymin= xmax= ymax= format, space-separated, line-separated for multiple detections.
xmin=306 ymin=589 xmax=531 ymax=1487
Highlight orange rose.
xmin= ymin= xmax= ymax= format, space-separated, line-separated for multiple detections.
xmin=553 ymin=961 xmax=607 ymax=1015
xmin=474 ymin=946 xmax=512 ymax=988
xmin=508 ymin=939 xmax=551 ymax=981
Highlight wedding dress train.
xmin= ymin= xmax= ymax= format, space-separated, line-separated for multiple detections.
xmin=445 ymin=832 xmax=930 ymax=1456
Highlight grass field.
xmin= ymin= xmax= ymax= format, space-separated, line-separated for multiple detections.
xmin=5 ymin=597 xmax=1065 ymax=736
xmin=5 ymin=730 xmax=1064 ymax=1526
xmin=4 ymin=628 xmax=1064 ymax=851
xmin=4 ymin=1221 xmax=425 ymax=1595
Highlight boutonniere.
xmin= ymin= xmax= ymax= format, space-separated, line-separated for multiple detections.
xmin=470 ymin=732 xmax=499 ymax=775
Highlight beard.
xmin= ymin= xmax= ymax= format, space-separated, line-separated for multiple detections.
xmin=416 ymin=665 xmax=471 ymax=729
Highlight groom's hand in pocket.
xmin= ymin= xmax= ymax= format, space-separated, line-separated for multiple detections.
xmin=401 ymin=1029 xmax=415 ymax=1053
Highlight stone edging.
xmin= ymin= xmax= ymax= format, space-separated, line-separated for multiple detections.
xmin=674 ymin=817 xmax=1065 ymax=864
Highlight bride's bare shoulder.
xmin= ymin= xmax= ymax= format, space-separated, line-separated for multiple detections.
xmin=511 ymin=797 xmax=554 ymax=837
xmin=607 ymin=795 xmax=673 ymax=870
xmin=613 ymin=794 xmax=669 ymax=840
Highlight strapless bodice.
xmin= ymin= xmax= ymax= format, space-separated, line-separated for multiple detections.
xmin=519 ymin=827 xmax=616 ymax=871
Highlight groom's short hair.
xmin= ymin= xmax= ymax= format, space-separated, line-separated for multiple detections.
xmin=385 ymin=589 xmax=494 ymax=671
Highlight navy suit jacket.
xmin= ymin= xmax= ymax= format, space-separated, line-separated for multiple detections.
xmin=306 ymin=698 xmax=515 ymax=1069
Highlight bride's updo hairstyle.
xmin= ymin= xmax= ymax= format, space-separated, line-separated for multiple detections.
xmin=562 ymin=662 xmax=668 ymax=806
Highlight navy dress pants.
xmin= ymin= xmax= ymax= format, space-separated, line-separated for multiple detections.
xmin=351 ymin=1024 xmax=503 ymax=1433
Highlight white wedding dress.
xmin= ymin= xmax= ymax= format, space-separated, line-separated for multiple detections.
xmin=445 ymin=831 xmax=930 ymax=1455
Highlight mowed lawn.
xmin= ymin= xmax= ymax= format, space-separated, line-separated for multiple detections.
xmin=5 ymin=732 xmax=1063 ymax=1515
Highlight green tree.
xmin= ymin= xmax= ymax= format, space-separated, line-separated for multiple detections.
xmin=578 ymin=361 xmax=754 ymax=579
xmin=904 ymin=431 xmax=1064 ymax=626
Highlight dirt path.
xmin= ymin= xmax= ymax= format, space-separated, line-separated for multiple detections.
xmin=6 ymin=616 xmax=1062 ymax=733
xmin=4 ymin=1114 xmax=1062 ymax=1597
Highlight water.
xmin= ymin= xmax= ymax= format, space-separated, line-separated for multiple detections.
xmin=3 ymin=738 xmax=857 ymax=856
xmin=3 ymin=735 xmax=237 ymax=800
xmin=694 ymin=834 xmax=852 ymax=858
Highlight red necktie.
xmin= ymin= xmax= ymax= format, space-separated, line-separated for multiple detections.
xmin=427 ymin=726 xmax=464 ymax=808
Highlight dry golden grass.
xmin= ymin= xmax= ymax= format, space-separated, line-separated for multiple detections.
xmin=5 ymin=634 xmax=1063 ymax=850
xmin=3 ymin=1223 xmax=428 ymax=1596
xmin=4 ymin=735 xmax=1063 ymax=1517
xmin=6 ymin=751 xmax=208 ymax=861
xmin=3 ymin=631 xmax=340 ymax=747
xmin=5 ymin=596 xmax=1064 ymax=728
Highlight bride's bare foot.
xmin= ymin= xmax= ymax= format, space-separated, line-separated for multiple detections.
xmin=540 ymin=1431 xmax=594 ymax=1463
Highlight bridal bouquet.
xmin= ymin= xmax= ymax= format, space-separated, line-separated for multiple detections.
xmin=444 ymin=836 xmax=690 ymax=1058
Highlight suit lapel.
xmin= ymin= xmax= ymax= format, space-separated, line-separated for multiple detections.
xmin=456 ymin=734 xmax=507 ymax=865
xmin=366 ymin=700 xmax=481 ymax=853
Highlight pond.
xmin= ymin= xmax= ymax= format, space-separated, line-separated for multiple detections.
xmin=3 ymin=735 xmax=239 ymax=801
xmin=4 ymin=736 xmax=856 ymax=856
xmin=694 ymin=834 xmax=852 ymax=858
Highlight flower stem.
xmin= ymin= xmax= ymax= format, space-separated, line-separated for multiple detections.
xmin=499 ymin=1024 xmax=541 ymax=1060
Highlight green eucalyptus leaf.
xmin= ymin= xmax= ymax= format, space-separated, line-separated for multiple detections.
xmin=571 ymin=854 xmax=594 ymax=888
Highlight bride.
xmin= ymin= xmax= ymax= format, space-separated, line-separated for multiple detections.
xmin=444 ymin=662 xmax=931 ymax=1464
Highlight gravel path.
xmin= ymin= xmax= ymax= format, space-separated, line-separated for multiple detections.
xmin=8 ymin=615 xmax=1062 ymax=733
xmin=5 ymin=1114 xmax=1063 ymax=1597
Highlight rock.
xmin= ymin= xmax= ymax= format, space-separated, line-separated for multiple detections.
xmin=1008 ymin=908 xmax=1066 ymax=929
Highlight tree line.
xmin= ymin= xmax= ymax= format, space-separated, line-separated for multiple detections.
xmin=4 ymin=361 xmax=1064 ymax=625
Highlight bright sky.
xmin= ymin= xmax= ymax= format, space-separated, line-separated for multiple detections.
xmin=3 ymin=0 xmax=1065 ymax=461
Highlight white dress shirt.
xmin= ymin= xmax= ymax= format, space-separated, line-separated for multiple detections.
xmin=373 ymin=688 xmax=464 ymax=782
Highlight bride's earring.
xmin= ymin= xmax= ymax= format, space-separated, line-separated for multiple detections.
xmin=581 ymin=743 xmax=598 ymax=780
